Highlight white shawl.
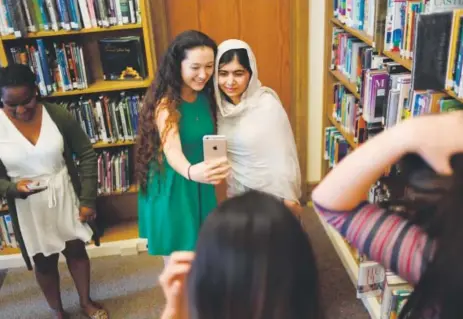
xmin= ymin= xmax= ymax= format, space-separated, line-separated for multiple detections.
xmin=214 ymin=39 xmax=301 ymax=202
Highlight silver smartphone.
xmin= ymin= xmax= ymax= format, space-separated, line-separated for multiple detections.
xmin=203 ymin=135 xmax=227 ymax=161
xmin=27 ymin=181 xmax=48 ymax=191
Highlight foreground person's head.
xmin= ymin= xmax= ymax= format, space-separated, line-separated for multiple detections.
xmin=187 ymin=190 xmax=321 ymax=319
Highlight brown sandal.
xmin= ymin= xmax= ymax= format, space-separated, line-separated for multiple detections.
xmin=85 ymin=309 xmax=109 ymax=319
xmin=81 ymin=302 xmax=109 ymax=319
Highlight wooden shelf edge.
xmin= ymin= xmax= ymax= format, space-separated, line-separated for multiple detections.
xmin=0 ymin=247 xmax=20 ymax=255
xmin=445 ymin=89 xmax=463 ymax=104
xmin=331 ymin=18 xmax=375 ymax=47
xmin=327 ymin=114 xmax=358 ymax=149
xmin=315 ymin=211 xmax=381 ymax=319
xmin=44 ymin=78 xmax=152 ymax=98
xmin=330 ymin=69 xmax=361 ymax=99
xmin=93 ymin=140 xmax=136 ymax=149
xmin=98 ymin=185 xmax=138 ymax=197
xmin=382 ymin=50 xmax=412 ymax=71
xmin=1 ymin=24 xmax=143 ymax=40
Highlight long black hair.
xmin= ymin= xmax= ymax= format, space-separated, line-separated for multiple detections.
xmin=135 ymin=30 xmax=217 ymax=192
xmin=187 ymin=190 xmax=322 ymax=319
xmin=383 ymin=154 xmax=463 ymax=319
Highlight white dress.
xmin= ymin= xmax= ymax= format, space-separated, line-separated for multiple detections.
xmin=0 ymin=107 xmax=93 ymax=257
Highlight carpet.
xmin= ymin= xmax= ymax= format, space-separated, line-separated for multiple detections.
xmin=0 ymin=208 xmax=370 ymax=319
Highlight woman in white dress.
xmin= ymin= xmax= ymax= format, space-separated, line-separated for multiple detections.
xmin=214 ymin=39 xmax=302 ymax=215
xmin=0 ymin=64 xmax=108 ymax=319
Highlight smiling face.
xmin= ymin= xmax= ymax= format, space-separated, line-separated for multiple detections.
xmin=1 ymin=85 xmax=38 ymax=122
xmin=181 ymin=46 xmax=215 ymax=93
xmin=218 ymin=56 xmax=251 ymax=105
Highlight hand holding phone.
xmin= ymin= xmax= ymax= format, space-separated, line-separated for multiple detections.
xmin=189 ymin=157 xmax=230 ymax=185
xmin=26 ymin=181 xmax=48 ymax=191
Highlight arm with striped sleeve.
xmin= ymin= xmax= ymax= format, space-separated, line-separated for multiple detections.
xmin=313 ymin=200 xmax=435 ymax=285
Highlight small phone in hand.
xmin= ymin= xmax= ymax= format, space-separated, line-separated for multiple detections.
xmin=203 ymin=135 xmax=227 ymax=161
xmin=27 ymin=181 xmax=48 ymax=191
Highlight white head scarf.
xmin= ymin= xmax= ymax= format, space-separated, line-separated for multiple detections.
xmin=214 ymin=39 xmax=301 ymax=202
xmin=214 ymin=39 xmax=281 ymax=118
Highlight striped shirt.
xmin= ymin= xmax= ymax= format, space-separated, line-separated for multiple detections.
xmin=313 ymin=201 xmax=436 ymax=285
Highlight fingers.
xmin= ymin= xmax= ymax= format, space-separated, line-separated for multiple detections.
xmin=159 ymin=252 xmax=194 ymax=288
xmin=206 ymin=157 xmax=228 ymax=168
xmin=207 ymin=163 xmax=230 ymax=177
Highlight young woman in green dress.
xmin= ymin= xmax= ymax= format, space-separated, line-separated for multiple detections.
xmin=135 ymin=30 xmax=229 ymax=266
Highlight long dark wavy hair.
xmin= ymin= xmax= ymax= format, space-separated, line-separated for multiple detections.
xmin=135 ymin=30 xmax=217 ymax=192
xmin=382 ymin=153 xmax=463 ymax=319
xmin=187 ymin=191 xmax=322 ymax=319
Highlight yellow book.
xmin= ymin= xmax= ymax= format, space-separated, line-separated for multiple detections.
xmin=429 ymin=92 xmax=447 ymax=113
xmin=445 ymin=10 xmax=463 ymax=90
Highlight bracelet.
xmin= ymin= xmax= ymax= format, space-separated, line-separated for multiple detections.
xmin=187 ymin=165 xmax=192 ymax=180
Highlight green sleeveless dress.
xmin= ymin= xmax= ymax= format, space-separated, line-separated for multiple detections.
xmin=138 ymin=93 xmax=218 ymax=256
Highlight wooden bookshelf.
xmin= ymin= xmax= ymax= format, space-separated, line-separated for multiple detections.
xmin=327 ymin=114 xmax=358 ymax=149
xmin=0 ymin=24 xmax=143 ymax=40
xmin=331 ymin=18 xmax=375 ymax=47
xmin=315 ymin=212 xmax=380 ymax=319
xmin=330 ymin=69 xmax=361 ymax=99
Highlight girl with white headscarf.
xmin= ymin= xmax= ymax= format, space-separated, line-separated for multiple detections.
xmin=214 ymin=39 xmax=302 ymax=212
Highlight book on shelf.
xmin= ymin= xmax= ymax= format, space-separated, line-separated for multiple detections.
xmin=333 ymin=0 xmax=378 ymax=37
xmin=379 ymin=272 xmax=412 ymax=319
xmin=57 ymin=91 xmax=143 ymax=144
xmin=412 ymin=11 xmax=453 ymax=90
xmin=98 ymin=36 xmax=146 ymax=81
xmin=329 ymin=24 xmax=460 ymax=147
xmin=9 ymin=39 xmax=89 ymax=96
xmin=383 ymin=0 xmax=463 ymax=60
xmin=0 ymin=212 xmax=18 ymax=250
xmin=96 ymin=147 xmax=132 ymax=194
xmin=73 ymin=146 xmax=133 ymax=195
xmin=0 ymin=0 xmax=142 ymax=37
xmin=324 ymin=126 xmax=353 ymax=167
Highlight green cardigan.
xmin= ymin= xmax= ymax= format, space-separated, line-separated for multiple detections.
xmin=0 ymin=102 xmax=98 ymax=270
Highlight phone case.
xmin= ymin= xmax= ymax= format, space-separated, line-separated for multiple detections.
xmin=203 ymin=136 xmax=227 ymax=161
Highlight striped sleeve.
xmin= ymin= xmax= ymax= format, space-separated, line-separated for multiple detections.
xmin=313 ymin=201 xmax=436 ymax=285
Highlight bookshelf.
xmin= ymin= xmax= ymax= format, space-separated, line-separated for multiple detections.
xmin=322 ymin=1 xmax=463 ymax=317
xmin=314 ymin=210 xmax=381 ymax=318
xmin=0 ymin=0 xmax=161 ymax=259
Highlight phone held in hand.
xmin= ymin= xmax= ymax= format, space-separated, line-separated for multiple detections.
xmin=203 ymin=135 xmax=227 ymax=161
xmin=27 ymin=181 xmax=48 ymax=191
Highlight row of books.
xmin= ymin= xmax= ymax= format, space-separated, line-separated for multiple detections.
xmin=324 ymin=126 xmax=352 ymax=168
xmin=10 ymin=35 xmax=146 ymax=95
xmin=333 ymin=0 xmax=378 ymax=38
xmin=1 ymin=0 xmax=142 ymax=37
xmin=96 ymin=148 xmax=132 ymax=194
xmin=331 ymin=26 xmax=463 ymax=145
xmin=59 ymin=91 xmax=142 ymax=144
xmin=11 ymin=39 xmax=88 ymax=95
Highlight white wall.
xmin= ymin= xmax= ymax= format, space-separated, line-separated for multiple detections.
xmin=307 ymin=0 xmax=326 ymax=183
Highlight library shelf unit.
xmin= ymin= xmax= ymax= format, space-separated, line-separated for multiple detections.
xmin=314 ymin=210 xmax=381 ymax=319
xmin=321 ymin=1 xmax=389 ymax=318
xmin=0 ymin=0 xmax=160 ymax=266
